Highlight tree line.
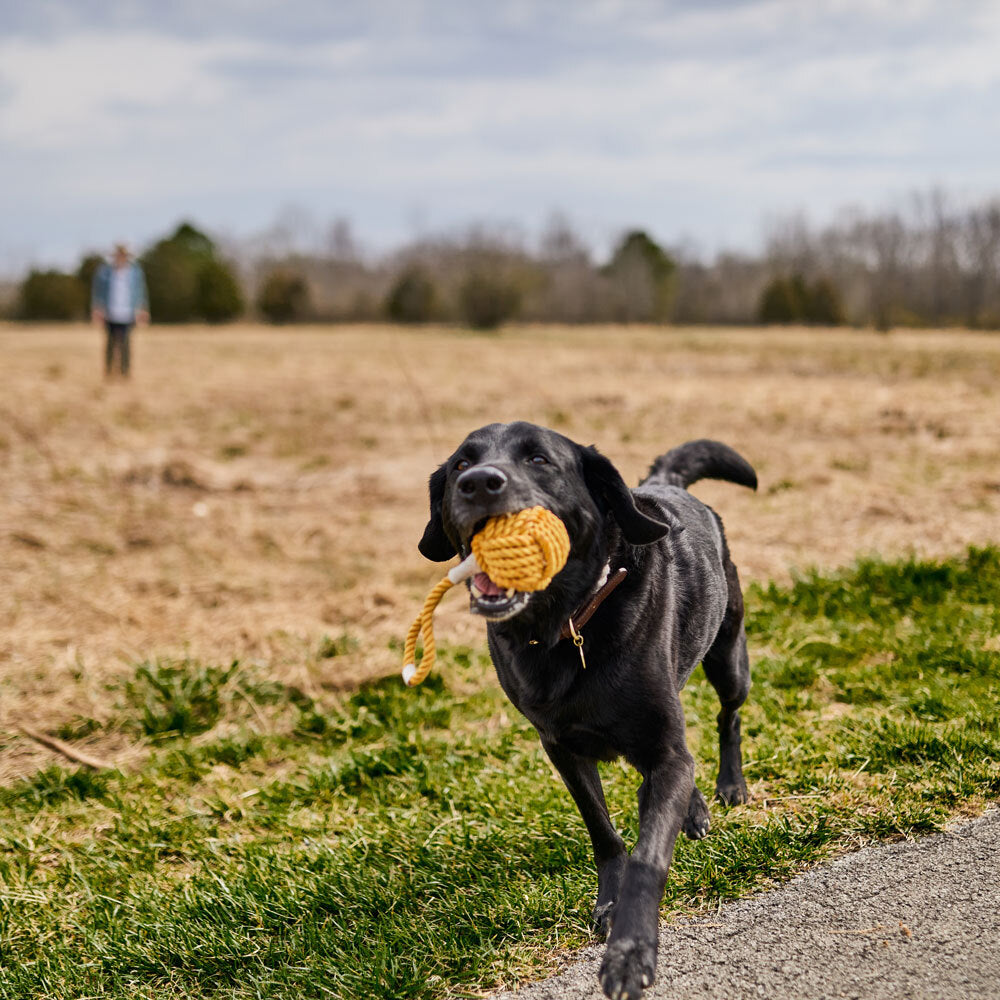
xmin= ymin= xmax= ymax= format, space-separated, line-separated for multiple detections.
xmin=10 ymin=190 xmax=1000 ymax=330
xmin=17 ymin=224 xmax=245 ymax=326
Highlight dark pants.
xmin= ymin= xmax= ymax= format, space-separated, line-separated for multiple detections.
xmin=105 ymin=321 xmax=132 ymax=375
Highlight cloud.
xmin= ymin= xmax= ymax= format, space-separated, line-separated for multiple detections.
xmin=1 ymin=0 xmax=999 ymax=267
xmin=0 ymin=34 xmax=237 ymax=151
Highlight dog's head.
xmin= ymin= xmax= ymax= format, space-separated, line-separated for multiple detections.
xmin=418 ymin=422 xmax=671 ymax=624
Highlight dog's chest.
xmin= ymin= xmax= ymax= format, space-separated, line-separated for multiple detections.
xmin=548 ymin=721 xmax=622 ymax=761
xmin=520 ymin=693 xmax=624 ymax=762
xmin=495 ymin=646 xmax=627 ymax=760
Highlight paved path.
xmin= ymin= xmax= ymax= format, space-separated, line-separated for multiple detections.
xmin=493 ymin=809 xmax=1000 ymax=1000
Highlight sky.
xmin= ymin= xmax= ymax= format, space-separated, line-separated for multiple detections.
xmin=2 ymin=0 xmax=1000 ymax=273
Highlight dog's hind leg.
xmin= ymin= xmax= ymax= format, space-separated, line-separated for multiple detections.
xmin=701 ymin=553 xmax=751 ymax=806
xmin=541 ymin=739 xmax=628 ymax=937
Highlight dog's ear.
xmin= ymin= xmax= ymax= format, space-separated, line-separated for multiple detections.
xmin=581 ymin=447 xmax=672 ymax=544
xmin=418 ymin=463 xmax=457 ymax=561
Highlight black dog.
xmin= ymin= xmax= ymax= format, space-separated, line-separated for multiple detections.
xmin=417 ymin=422 xmax=757 ymax=1000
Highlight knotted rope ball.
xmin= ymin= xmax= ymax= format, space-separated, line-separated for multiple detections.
xmin=471 ymin=506 xmax=570 ymax=592
xmin=402 ymin=506 xmax=570 ymax=686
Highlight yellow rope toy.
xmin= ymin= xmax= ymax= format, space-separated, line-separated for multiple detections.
xmin=402 ymin=506 xmax=571 ymax=686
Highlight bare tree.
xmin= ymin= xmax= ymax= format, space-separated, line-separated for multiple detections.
xmin=535 ymin=213 xmax=598 ymax=322
xmin=909 ymin=189 xmax=961 ymax=323
xmin=326 ymin=217 xmax=361 ymax=262
xmin=960 ymin=200 xmax=1000 ymax=327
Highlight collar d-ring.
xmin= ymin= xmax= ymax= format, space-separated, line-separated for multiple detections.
xmin=567 ymin=617 xmax=587 ymax=670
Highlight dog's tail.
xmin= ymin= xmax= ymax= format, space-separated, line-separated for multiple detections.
xmin=645 ymin=440 xmax=758 ymax=491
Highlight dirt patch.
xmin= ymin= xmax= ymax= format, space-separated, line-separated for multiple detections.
xmin=1 ymin=322 xmax=999 ymax=780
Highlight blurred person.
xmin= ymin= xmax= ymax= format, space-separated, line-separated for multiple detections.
xmin=90 ymin=243 xmax=149 ymax=377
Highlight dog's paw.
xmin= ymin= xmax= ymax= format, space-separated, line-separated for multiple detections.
xmin=599 ymin=936 xmax=657 ymax=1000
xmin=593 ymin=854 xmax=626 ymax=936
xmin=592 ymin=900 xmax=615 ymax=938
xmin=715 ymin=776 xmax=749 ymax=806
xmin=683 ymin=787 xmax=711 ymax=840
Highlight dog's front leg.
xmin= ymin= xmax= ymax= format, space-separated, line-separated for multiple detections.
xmin=541 ymin=738 xmax=627 ymax=935
xmin=599 ymin=748 xmax=694 ymax=1000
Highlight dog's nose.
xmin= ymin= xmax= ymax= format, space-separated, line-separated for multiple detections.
xmin=456 ymin=465 xmax=508 ymax=501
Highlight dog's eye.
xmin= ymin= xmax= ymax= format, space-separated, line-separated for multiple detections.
xmin=529 ymin=454 xmax=549 ymax=465
xmin=455 ymin=459 xmax=471 ymax=472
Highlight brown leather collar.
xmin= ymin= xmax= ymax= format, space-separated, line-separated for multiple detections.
xmin=558 ymin=567 xmax=628 ymax=641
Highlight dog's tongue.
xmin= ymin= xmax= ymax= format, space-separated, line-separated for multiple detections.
xmin=474 ymin=572 xmax=502 ymax=596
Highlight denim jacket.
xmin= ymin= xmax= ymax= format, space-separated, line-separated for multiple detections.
xmin=91 ymin=261 xmax=149 ymax=319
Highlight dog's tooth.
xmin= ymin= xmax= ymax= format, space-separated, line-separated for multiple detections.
xmin=505 ymin=588 xmax=515 ymax=598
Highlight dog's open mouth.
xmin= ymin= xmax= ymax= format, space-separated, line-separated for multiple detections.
xmin=466 ymin=572 xmax=531 ymax=621
xmin=454 ymin=523 xmax=534 ymax=621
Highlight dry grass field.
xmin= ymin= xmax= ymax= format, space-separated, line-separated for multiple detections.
xmin=2 ymin=322 xmax=999 ymax=782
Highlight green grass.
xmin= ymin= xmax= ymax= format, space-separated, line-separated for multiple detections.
xmin=1 ymin=548 xmax=998 ymax=999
